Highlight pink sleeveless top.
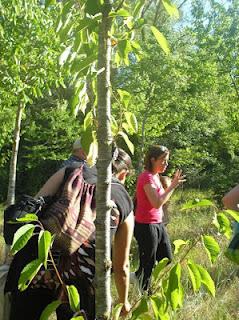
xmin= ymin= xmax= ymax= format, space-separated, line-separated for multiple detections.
xmin=135 ymin=171 xmax=164 ymax=224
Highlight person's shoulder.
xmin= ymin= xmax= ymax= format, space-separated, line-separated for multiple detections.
xmin=111 ymin=183 xmax=133 ymax=222
xmin=138 ymin=170 xmax=152 ymax=182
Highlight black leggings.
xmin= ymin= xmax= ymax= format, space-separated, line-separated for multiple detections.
xmin=134 ymin=222 xmax=173 ymax=290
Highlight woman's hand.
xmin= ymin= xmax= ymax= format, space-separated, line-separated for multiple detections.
xmin=120 ymin=301 xmax=131 ymax=318
xmin=62 ymin=168 xmax=83 ymax=209
xmin=170 ymin=169 xmax=186 ymax=189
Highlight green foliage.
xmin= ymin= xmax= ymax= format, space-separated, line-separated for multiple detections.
xmin=202 ymin=235 xmax=220 ymax=264
xmin=111 ymin=303 xmax=123 ymax=320
xmin=150 ymin=26 xmax=170 ymax=55
xmin=18 ymin=258 xmax=43 ymax=291
xmin=40 ymin=300 xmax=62 ymax=320
xmin=181 ymin=199 xmax=215 ymax=211
xmin=166 ymin=263 xmax=183 ymax=310
xmin=38 ymin=230 xmax=52 ymax=268
xmin=131 ymin=297 xmax=149 ymax=320
xmin=187 ymin=260 xmax=201 ymax=292
xmin=67 ymin=285 xmax=80 ymax=313
xmin=11 ymin=224 xmax=36 ymax=255
xmin=7 ymin=189 xmax=239 ymax=319
xmin=162 ymin=0 xmax=179 ymax=19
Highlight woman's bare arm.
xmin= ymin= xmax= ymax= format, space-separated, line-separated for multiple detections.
xmin=35 ymin=168 xmax=65 ymax=197
xmin=222 ymin=184 xmax=239 ymax=211
xmin=112 ymin=211 xmax=134 ymax=316
xmin=144 ymin=169 xmax=185 ymax=209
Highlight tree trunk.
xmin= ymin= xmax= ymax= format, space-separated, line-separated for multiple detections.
xmin=95 ymin=1 xmax=113 ymax=319
xmin=7 ymin=103 xmax=25 ymax=206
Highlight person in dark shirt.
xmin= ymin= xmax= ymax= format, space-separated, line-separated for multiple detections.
xmin=6 ymin=147 xmax=134 ymax=320
xmin=61 ymin=139 xmax=87 ymax=168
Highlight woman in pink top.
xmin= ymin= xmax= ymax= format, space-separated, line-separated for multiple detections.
xmin=134 ymin=145 xmax=185 ymax=291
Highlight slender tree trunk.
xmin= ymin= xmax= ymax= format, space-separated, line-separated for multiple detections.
xmin=137 ymin=109 xmax=148 ymax=173
xmin=137 ymin=85 xmax=155 ymax=173
xmin=7 ymin=103 xmax=25 ymax=206
xmin=95 ymin=1 xmax=113 ymax=319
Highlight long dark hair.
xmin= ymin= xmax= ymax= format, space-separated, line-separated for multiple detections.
xmin=144 ymin=145 xmax=169 ymax=172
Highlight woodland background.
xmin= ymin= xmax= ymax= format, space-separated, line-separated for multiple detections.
xmin=1 ymin=1 xmax=239 ymax=319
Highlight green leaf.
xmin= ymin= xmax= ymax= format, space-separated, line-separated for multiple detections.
xmin=173 ymin=239 xmax=188 ymax=254
xmin=125 ymin=112 xmax=138 ymax=133
xmin=58 ymin=19 xmax=74 ymax=42
xmin=196 ymin=264 xmax=215 ymax=296
xmin=40 ymin=300 xmax=61 ymax=320
xmin=71 ymin=54 xmax=97 ymax=74
xmin=111 ymin=116 xmax=119 ymax=136
xmin=87 ymin=140 xmax=98 ymax=167
xmin=71 ymin=317 xmax=85 ymax=320
xmin=216 ymin=212 xmax=232 ymax=239
xmin=59 ymin=46 xmax=71 ymax=66
xmin=167 ymin=263 xmax=183 ymax=310
xmin=45 ymin=0 xmax=56 ymax=7
xmin=133 ymin=0 xmax=145 ymax=18
xmin=117 ymin=89 xmax=131 ymax=107
xmin=11 ymin=224 xmax=35 ymax=255
xmin=162 ymin=0 xmax=180 ymax=19
xmin=202 ymin=235 xmax=220 ymax=264
xmin=181 ymin=198 xmax=214 ymax=210
xmin=111 ymin=303 xmax=123 ymax=320
xmin=75 ymin=16 xmax=101 ymax=34
xmin=18 ymin=259 xmax=42 ymax=291
xmin=85 ymin=0 xmax=102 ymax=15
xmin=131 ymin=297 xmax=148 ymax=320
xmin=81 ymin=126 xmax=93 ymax=154
xmin=67 ymin=285 xmax=80 ymax=313
xmin=150 ymin=26 xmax=170 ymax=55
xmin=84 ymin=112 xmax=93 ymax=130
xmin=110 ymin=9 xmax=131 ymax=17
xmin=38 ymin=230 xmax=52 ymax=268
xmin=117 ymin=40 xmax=132 ymax=65
xmin=118 ymin=131 xmax=134 ymax=154
xmin=223 ymin=209 xmax=239 ymax=222
xmin=150 ymin=295 xmax=169 ymax=320
xmin=150 ymin=295 xmax=160 ymax=319
xmin=187 ymin=260 xmax=201 ymax=292
xmin=61 ymin=0 xmax=75 ymax=22
xmin=16 ymin=214 xmax=39 ymax=222
xmin=152 ymin=258 xmax=169 ymax=282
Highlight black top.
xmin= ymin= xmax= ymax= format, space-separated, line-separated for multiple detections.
xmin=5 ymin=165 xmax=133 ymax=293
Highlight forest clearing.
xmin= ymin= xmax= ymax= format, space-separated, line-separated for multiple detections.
xmin=0 ymin=0 xmax=239 ymax=319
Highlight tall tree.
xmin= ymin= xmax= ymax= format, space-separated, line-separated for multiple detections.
xmin=95 ymin=1 xmax=113 ymax=318
xmin=0 ymin=0 xmax=63 ymax=205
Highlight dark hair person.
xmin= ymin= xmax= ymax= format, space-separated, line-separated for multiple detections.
xmin=6 ymin=147 xmax=134 ymax=319
xmin=133 ymin=145 xmax=185 ymax=291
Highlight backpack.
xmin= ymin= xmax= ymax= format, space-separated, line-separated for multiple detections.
xmin=3 ymin=195 xmax=48 ymax=245
xmin=41 ymin=165 xmax=96 ymax=255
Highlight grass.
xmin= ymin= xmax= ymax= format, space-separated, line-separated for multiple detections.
xmin=126 ymin=188 xmax=239 ymax=319
xmin=1 ymin=188 xmax=239 ymax=319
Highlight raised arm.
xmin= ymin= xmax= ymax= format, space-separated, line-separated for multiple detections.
xmin=144 ymin=169 xmax=185 ymax=209
xmin=112 ymin=211 xmax=134 ymax=316
xmin=35 ymin=167 xmax=65 ymax=197
xmin=222 ymin=184 xmax=239 ymax=211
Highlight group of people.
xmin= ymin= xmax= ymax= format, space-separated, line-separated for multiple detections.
xmin=3 ymin=139 xmax=239 ymax=320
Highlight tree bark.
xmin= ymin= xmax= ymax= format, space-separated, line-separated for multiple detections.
xmin=7 ymin=103 xmax=25 ymax=206
xmin=95 ymin=1 xmax=113 ymax=319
